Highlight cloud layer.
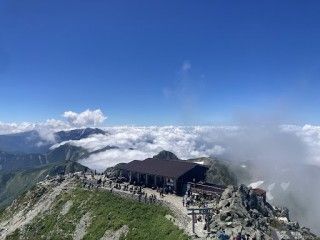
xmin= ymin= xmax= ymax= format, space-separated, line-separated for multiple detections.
xmin=63 ymin=109 xmax=106 ymax=127
xmin=69 ymin=126 xmax=232 ymax=170
xmin=0 ymin=119 xmax=69 ymax=135
xmin=0 ymin=109 xmax=107 ymax=142
xmin=49 ymin=125 xmax=320 ymax=171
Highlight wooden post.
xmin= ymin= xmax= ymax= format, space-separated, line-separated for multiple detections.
xmin=191 ymin=209 xmax=195 ymax=234
xmin=137 ymin=173 xmax=140 ymax=184
xmin=129 ymin=171 xmax=132 ymax=183
xmin=206 ymin=210 xmax=210 ymax=234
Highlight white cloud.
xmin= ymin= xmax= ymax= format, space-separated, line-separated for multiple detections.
xmin=0 ymin=119 xmax=71 ymax=143
xmin=63 ymin=109 xmax=107 ymax=127
xmin=0 ymin=109 xmax=107 ymax=143
xmin=281 ymin=124 xmax=320 ymax=164
xmin=0 ymin=121 xmax=35 ymax=134
xmin=0 ymin=119 xmax=69 ymax=135
xmin=79 ymin=149 xmax=151 ymax=171
xmin=36 ymin=119 xmax=71 ymax=143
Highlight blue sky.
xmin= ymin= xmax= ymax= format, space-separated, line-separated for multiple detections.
xmin=0 ymin=0 xmax=320 ymax=125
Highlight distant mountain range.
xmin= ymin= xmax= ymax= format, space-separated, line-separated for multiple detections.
xmin=0 ymin=128 xmax=106 ymax=154
xmin=0 ymin=128 xmax=106 ymax=208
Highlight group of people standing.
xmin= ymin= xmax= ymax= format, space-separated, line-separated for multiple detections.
xmin=217 ymin=230 xmax=258 ymax=240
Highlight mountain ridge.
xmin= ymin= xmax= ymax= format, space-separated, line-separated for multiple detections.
xmin=0 ymin=128 xmax=106 ymax=154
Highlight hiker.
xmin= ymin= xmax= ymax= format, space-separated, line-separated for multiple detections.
xmin=236 ymin=232 xmax=242 ymax=240
xmin=217 ymin=230 xmax=229 ymax=240
xmin=97 ymin=178 xmax=102 ymax=185
xmin=138 ymin=194 xmax=142 ymax=202
xmin=182 ymin=197 xmax=185 ymax=206
xmin=186 ymin=199 xmax=190 ymax=208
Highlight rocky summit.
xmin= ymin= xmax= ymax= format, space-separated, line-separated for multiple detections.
xmin=210 ymin=185 xmax=318 ymax=240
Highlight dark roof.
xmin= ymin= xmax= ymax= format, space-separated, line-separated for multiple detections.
xmin=119 ymin=158 xmax=208 ymax=179
xmin=189 ymin=182 xmax=226 ymax=194
xmin=252 ymin=188 xmax=266 ymax=196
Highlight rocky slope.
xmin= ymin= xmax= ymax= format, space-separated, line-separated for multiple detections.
xmin=210 ymin=184 xmax=319 ymax=240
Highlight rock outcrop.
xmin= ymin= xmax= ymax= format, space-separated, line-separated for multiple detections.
xmin=211 ymin=185 xmax=318 ymax=239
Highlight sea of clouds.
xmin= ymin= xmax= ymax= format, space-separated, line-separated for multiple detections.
xmin=54 ymin=126 xmax=234 ymax=170
xmin=1 ymin=108 xmax=320 ymax=172
xmin=47 ymin=125 xmax=320 ymax=172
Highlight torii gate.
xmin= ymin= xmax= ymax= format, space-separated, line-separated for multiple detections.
xmin=187 ymin=207 xmax=214 ymax=235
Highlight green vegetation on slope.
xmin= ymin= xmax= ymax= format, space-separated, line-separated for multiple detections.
xmin=0 ymin=162 xmax=87 ymax=209
xmin=0 ymin=168 xmax=47 ymax=208
xmin=0 ymin=143 xmax=89 ymax=209
xmin=7 ymin=187 xmax=188 ymax=240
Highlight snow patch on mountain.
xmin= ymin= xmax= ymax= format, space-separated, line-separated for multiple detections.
xmin=248 ymin=180 xmax=264 ymax=189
